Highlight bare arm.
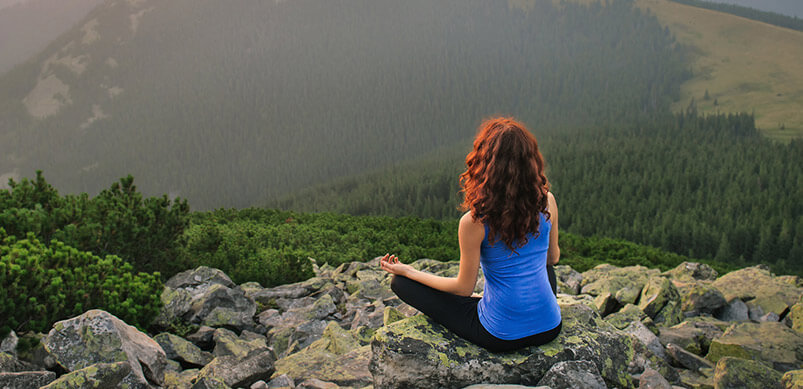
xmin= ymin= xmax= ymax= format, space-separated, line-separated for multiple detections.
xmin=380 ymin=211 xmax=484 ymax=297
xmin=546 ymin=191 xmax=560 ymax=265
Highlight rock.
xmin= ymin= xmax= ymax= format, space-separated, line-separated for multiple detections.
xmin=791 ymin=302 xmax=803 ymax=333
xmin=536 ymin=360 xmax=606 ymax=389
xmin=663 ymin=262 xmax=718 ymax=282
xmin=595 ymin=292 xmax=619 ymax=317
xmin=383 ymin=306 xmax=406 ymax=326
xmin=706 ymin=321 xmax=803 ymax=371
xmin=213 ymin=328 xmax=268 ymax=359
xmin=715 ymin=298 xmax=749 ymax=322
xmin=0 ymin=351 xmax=36 ymax=373
xmin=267 ymin=374 xmax=295 ymax=388
xmin=42 ymin=309 xmax=167 ymax=387
xmin=628 ymin=333 xmax=680 ymax=385
xmin=296 ymin=378 xmax=342 ymax=389
xmin=197 ymin=350 xmax=276 ymax=388
xmin=581 ymin=264 xmax=659 ymax=305
xmin=166 ymin=266 xmax=236 ymax=289
xmin=463 ymin=386 xmax=549 ymax=389
xmin=624 ymin=320 xmax=667 ymax=361
xmin=782 ymin=369 xmax=803 ymax=389
xmin=677 ymin=368 xmax=714 ymax=389
xmin=370 ymin=301 xmax=637 ymax=388
xmin=666 ymin=343 xmax=714 ymax=372
xmin=187 ymin=326 xmax=217 ymax=350
xmin=761 ymin=312 xmax=781 ymax=322
xmin=349 ymin=300 xmax=387 ymax=330
xmin=41 ymin=361 xmax=134 ymax=389
xmin=155 ymin=332 xmax=214 ymax=368
xmin=164 ymin=368 xmax=200 ymax=389
xmin=712 ymin=266 xmax=803 ymax=318
xmin=659 ymin=318 xmax=725 ymax=356
xmin=605 ymin=304 xmax=658 ymax=334
xmin=554 ymin=265 xmax=583 ymax=295
xmin=713 ymin=357 xmax=783 ymax=389
xmin=250 ymin=380 xmax=269 ymax=389
xmin=273 ymin=322 xmax=371 ymax=387
xmin=0 ymin=371 xmax=56 ymax=389
xmin=638 ymin=367 xmax=673 ymax=389
xmin=0 ymin=331 xmax=17 ymax=355
xmin=192 ymin=376 xmax=231 ymax=389
xmin=676 ymin=281 xmax=727 ymax=315
xmin=639 ymin=276 xmax=683 ymax=326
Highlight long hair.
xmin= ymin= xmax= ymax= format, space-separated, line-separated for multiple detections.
xmin=460 ymin=117 xmax=550 ymax=250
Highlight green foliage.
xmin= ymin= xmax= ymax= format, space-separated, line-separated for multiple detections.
xmin=182 ymin=207 xmax=724 ymax=286
xmin=0 ymin=230 xmax=163 ymax=337
xmin=182 ymin=209 xmax=459 ymax=286
xmin=0 ymin=171 xmax=191 ymax=276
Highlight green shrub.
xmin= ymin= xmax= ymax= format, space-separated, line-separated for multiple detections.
xmin=0 ymin=229 xmax=163 ymax=337
xmin=0 ymin=172 xmax=190 ymax=277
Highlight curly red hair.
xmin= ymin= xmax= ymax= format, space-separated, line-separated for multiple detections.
xmin=460 ymin=117 xmax=550 ymax=250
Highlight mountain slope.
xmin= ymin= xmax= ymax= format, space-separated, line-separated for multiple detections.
xmin=0 ymin=0 xmax=103 ymax=75
xmin=637 ymin=0 xmax=803 ymax=141
xmin=0 ymin=0 xmax=686 ymax=209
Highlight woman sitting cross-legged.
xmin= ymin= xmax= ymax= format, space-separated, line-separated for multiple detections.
xmin=379 ymin=117 xmax=561 ymax=353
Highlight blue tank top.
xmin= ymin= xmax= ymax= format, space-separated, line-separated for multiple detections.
xmin=477 ymin=213 xmax=561 ymax=340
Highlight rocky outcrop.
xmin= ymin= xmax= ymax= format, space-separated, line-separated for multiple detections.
xmin=3 ymin=259 xmax=800 ymax=388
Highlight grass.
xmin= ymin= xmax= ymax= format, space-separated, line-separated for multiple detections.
xmin=635 ymin=0 xmax=803 ymax=141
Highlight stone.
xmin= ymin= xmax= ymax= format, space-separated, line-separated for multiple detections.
xmin=164 ymin=368 xmax=200 ymax=389
xmin=370 ymin=301 xmax=638 ymax=389
xmin=712 ymin=266 xmax=803 ymax=318
xmin=581 ymin=264 xmax=659 ymax=305
xmin=213 ymin=328 xmax=268 ymax=359
xmin=628 ymin=333 xmax=680 ymax=385
xmin=273 ymin=322 xmax=371 ymax=387
xmin=595 ymin=292 xmax=619 ymax=317
xmin=0 ymin=352 xmax=35 ymax=373
xmin=605 ymin=304 xmax=658 ymax=334
xmin=713 ymin=357 xmax=783 ymax=389
xmin=536 ymin=360 xmax=606 ymax=389
xmin=639 ymin=276 xmax=683 ymax=326
xmin=706 ymin=321 xmax=803 ymax=371
xmin=791 ymin=302 xmax=803 ymax=332
xmin=0 ymin=331 xmax=17 ymax=355
xmin=296 ymin=378 xmax=342 ymax=389
xmin=463 ymin=386 xmax=549 ymax=389
xmin=659 ymin=318 xmax=725 ymax=356
xmin=197 ymin=350 xmax=276 ymax=388
xmin=251 ymin=380 xmax=269 ymax=389
xmin=715 ymin=298 xmax=749 ymax=322
xmin=0 ymin=371 xmax=56 ymax=389
xmin=42 ymin=310 xmax=166 ymax=387
xmin=624 ymin=320 xmax=667 ymax=361
xmin=41 ymin=361 xmax=134 ymax=389
xmin=187 ymin=326 xmax=217 ymax=350
xmin=166 ymin=266 xmax=236 ymax=289
xmin=267 ymin=374 xmax=295 ymax=388
xmin=761 ymin=312 xmax=781 ymax=322
xmin=155 ymin=332 xmax=214 ymax=368
xmin=663 ymin=262 xmax=718 ymax=282
xmin=677 ymin=368 xmax=714 ymax=389
xmin=676 ymin=281 xmax=727 ymax=315
xmin=781 ymin=369 xmax=803 ymax=389
xmin=349 ymin=300 xmax=387 ymax=330
xmin=666 ymin=343 xmax=714 ymax=372
xmin=383 ymin=306 xmax=406 ymax=326
xmin=192 ymin=376 xmax=231 ymax=389
xmin=638 ymin=367 xmax=673 ymax=389
xmin=554 ymin=265 xmax=583 ymax=295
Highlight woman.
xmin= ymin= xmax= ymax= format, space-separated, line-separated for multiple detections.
xmin=379 ymin=117 xmax=561 ymax=352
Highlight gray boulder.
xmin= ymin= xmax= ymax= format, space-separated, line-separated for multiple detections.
xmin=197 ymin=350 xmax=276 ymax=388
xmin=41 ymin=361 xmax=134 ymax=389
xmin=638 ymin=276 xmax=682 ymax=326
xmin=154 ymin=332 xmax=214 ymax=368
xmin=712 ymin=357 xmax=783 ymax=389
xmin=715 ymin=298 xmax=750 ymax=322
xmin=536 ymin=360 xmax=606 ymax=389
xmin=637 ymin=367 xmax=672 ymax=389
xmin=554 ymin=265 xmax=583 ymax=295
xmin=42 ymin=310 xmax=166 ymax=387
xmin=0 ymin=371 xmax=56 ymax=389
xmin=370 ymin=301 xmax=638 ymax=388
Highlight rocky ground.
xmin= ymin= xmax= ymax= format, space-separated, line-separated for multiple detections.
xmin=0 ymin=258 xmax=801 ymax=388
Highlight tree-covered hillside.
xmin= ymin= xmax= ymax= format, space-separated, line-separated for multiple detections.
xmin=272 ymin=111 xmax=803 ymax=276
xmin=0 ymin=0 xmax=686 ymax=209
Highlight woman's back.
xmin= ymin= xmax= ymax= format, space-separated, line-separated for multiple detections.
xmin=478 ymin=212 xmax=561 ymax=340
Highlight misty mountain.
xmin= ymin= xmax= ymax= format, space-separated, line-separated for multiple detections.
xmin=0 ymin=0 xmax=686 ymax=209
xmin=0 ymin=0 xmax=103 ymax=74
xmin=706 ymin=0 xmax=802 ymax=18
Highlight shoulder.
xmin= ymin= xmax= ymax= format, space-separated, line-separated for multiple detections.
xmin=459 ymin=211 xmax=485 ymax=236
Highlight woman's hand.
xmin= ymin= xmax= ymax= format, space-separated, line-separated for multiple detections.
xmin=380 ymin=254 xmax=413 ymax=277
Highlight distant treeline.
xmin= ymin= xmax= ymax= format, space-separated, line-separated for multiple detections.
xmin=272 ymin=111 xmax=803 ymax=277
xmin=670 ymin=0 xmax=803 ymax=31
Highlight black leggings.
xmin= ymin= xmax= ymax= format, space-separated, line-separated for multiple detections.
xmin=389 ymin=265 xmax=561 ymax=353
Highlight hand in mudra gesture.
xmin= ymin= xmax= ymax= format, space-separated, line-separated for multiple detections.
xmin=380 ymin=254 xmax=413 ymax=277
